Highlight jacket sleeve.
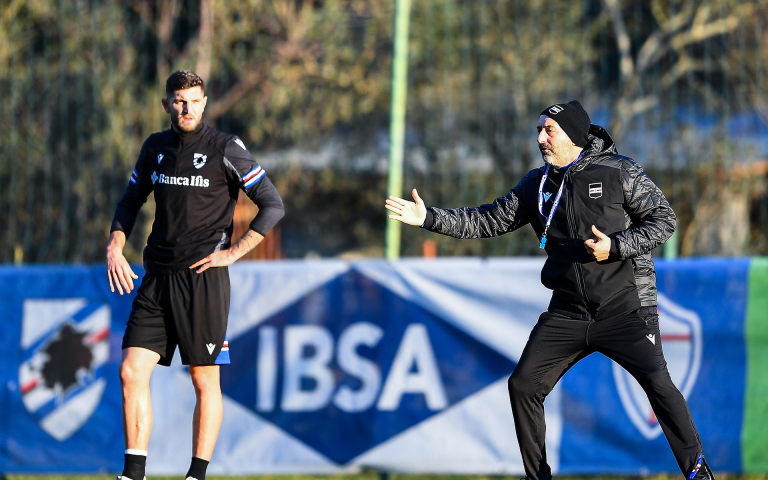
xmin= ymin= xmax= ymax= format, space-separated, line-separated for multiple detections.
xmin=422 ymin=169 xmax=534 ymax=239
xmin=110 ymin=139 xmax=153 ymax=239
xmin=611 ymin=159 xmax=676 ymax=259
xmin=222 ymin=136 xmax=285 ymax=236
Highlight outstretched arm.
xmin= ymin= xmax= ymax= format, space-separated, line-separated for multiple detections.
xmin=387 ymin=170 xmax=536 ymax=239
xmin=386 ymin=189 xmax=427 ymax=226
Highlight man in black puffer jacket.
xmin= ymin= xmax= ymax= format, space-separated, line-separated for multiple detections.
xmin=385 ymin=101 xmax=714 ymax=480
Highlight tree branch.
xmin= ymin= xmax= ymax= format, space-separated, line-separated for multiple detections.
xmin=196 ymin=0 xmax=213 ymax=82
xmin=207 ymin=68 xmax=265 ymax=120
xmin=603 ymin=0 xmax=634 ymax=82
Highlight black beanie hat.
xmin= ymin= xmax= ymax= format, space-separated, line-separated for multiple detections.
xmin=540 ymin=100 xmax=591 ymax=148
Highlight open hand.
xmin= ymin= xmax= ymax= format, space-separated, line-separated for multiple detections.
xmin=585 ymin=225 xmax=611 ymax=261
xmin=190 ymin=250 xmax=236 ymax=274
xmin=106 ymin=232 xmax=138 ymax=295
xmin=385 ymin=189 xmax=427 ymax=226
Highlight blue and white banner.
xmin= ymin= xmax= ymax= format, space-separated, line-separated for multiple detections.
xmin=0 ymin=259 xmax=749 ymax=473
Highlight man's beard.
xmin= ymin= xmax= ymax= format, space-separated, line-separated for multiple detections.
xmin=539 ymin=143 xmax=571 ymax=168
xmin=172 ymin=115 xmax=199 ymax=132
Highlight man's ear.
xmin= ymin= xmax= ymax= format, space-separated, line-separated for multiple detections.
xmin=202 ymin=96 xmax=208 ymax=110
xmin=161 ymin=97 xmax=170 ymax=113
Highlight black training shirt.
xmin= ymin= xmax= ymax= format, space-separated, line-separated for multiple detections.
xmin=111 ymin=123 xmax=284 ymax=274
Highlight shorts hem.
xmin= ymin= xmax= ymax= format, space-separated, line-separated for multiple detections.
xmin=122 ymin=343 xmax=172 ymax=367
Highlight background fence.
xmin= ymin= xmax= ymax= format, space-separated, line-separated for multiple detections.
xmin=2 ymin=0 xmax=768 ymax=262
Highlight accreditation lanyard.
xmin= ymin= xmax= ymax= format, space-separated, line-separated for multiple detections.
xmin=537 ymin=154 xmax=583 ymax=249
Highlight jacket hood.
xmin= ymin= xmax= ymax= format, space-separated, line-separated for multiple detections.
xmin=583 ymin=124 xmax=617 ymax=157
xmin=562 ymin=124 xmax=617 ymax=173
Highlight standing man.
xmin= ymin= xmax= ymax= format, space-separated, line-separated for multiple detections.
xmin=107 ymin=70 xmax=284 ymax=480
xmin=385 ymin=101 xmax=714 ymax=480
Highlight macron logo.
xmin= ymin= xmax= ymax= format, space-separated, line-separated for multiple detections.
xmin=646 ymin=333 xmax=656 ymax=345
xmin=206 ymin=343 xmax=216 ymax=355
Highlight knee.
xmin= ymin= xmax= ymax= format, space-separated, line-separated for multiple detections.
xmin=508 ymin=370 xmax=536 ymax=401
xmin=638 ymin=368 xmax=678 ymax=395
xmin=119 ymin=360 xmax=146 ymax=389
xmin=190 ymin=368 xmax=221 ymax=396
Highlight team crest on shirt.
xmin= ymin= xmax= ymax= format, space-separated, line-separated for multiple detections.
xmin=193 ymin=153 xmax=207 ymax=169
xmin=612 ymin=293 xmax=702 ymax=440
xmin=589 ymin=182 xmax=602 ymax=199
xmin=18 ymin=299 xmax=111 ymax=441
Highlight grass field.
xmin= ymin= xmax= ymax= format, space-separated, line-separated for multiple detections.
xmin=4 ymin=473 xmax=768 ymax=480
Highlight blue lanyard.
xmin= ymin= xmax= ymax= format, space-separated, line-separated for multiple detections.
xmin=537 ymin=153 xmax=583 ymax=249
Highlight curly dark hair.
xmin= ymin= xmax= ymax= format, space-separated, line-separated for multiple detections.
xmin=165 ymin=69 xmax=205 ymax=96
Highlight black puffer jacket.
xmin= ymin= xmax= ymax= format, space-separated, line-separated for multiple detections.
xmin=423 ymin=124 xmax=675 ymax=320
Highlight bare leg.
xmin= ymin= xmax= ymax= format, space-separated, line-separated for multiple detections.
xmin=189 ymin=365 xmax=223 ymax=460
xmin=120 ymin=347 xmax=161 ymax=450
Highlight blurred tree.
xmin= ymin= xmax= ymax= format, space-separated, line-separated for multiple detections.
xmin=0 ymin=0 xmax=766 ymax=262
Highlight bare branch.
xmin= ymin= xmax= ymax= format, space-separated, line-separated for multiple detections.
xmin=603 ymin=0 xmax=634 ymax=82
xmin=197 ymin=0 xmax=213 ymax=81
xmin=636 ymin=3 xmax=696 ymax=74
xmin=669 ymin=6 xmax=748 ymax=52
xmin=207 ymin=68 xmax=265 ymax=120
xmin=158 ymin=0 xmax=179 ymax=44
xmin=156 ymin=0 xmax=179 ymax=82
xmin=617 ymin=94 xmax=660 ymax=117
xmin=0 ymin=0 xmax=26 ymax=68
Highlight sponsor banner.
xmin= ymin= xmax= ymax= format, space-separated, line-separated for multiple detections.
xmin=145 ymin=259 xmax=551 ymax=475
xmin=0 ymin=259 xmax=761 ymax=473
xmin=0 ymin=266 xmax=134 ymax=472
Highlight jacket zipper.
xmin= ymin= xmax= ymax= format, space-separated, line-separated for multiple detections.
xmin=565 ymin=170 xmax=590 ymax=307
xmin=175 ymin=134 xmax=183 ymax=175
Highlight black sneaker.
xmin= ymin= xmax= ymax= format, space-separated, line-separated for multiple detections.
xmin=688 ymin=455 xmax=715 ymax=480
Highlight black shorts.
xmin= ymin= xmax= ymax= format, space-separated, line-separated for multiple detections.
xmin=122 ymin=266 xmax=231 ymax=366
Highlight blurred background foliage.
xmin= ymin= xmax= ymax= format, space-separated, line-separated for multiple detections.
xmin=1 ymin=0 xmax=767 ymax=262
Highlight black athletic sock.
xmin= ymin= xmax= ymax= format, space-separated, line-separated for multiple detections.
xmin=121 ymin=453 xmax=146 ymax=480
xmin=186 ymin=456 xmax=209 ymax=480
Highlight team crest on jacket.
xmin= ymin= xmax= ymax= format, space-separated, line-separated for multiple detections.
xmin=18 ymin=299 xmax=111 ymax=441
xmin=612 ymin=293 xmax=702 ymax=440
xmin=193 ymin=153 xmax=207 ymax=169
xmin=589 ymin=183 xmax=602 ymax=199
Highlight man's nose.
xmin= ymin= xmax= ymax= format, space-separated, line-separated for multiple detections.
xmin=537 ymin=130 xmax=547 ymax=144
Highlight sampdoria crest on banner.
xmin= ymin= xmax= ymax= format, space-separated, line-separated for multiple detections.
xmin=18 ymin=299 xmax=111 ymax=441
xmin=612 ymin=293 xmax=702 ymax=440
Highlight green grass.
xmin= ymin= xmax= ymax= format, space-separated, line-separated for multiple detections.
xmin=4 ymin=474 xmax=768 ymax=480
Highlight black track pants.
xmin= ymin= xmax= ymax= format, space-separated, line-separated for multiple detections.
xmin=507 ymin=307 xmax=702 ymax=480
